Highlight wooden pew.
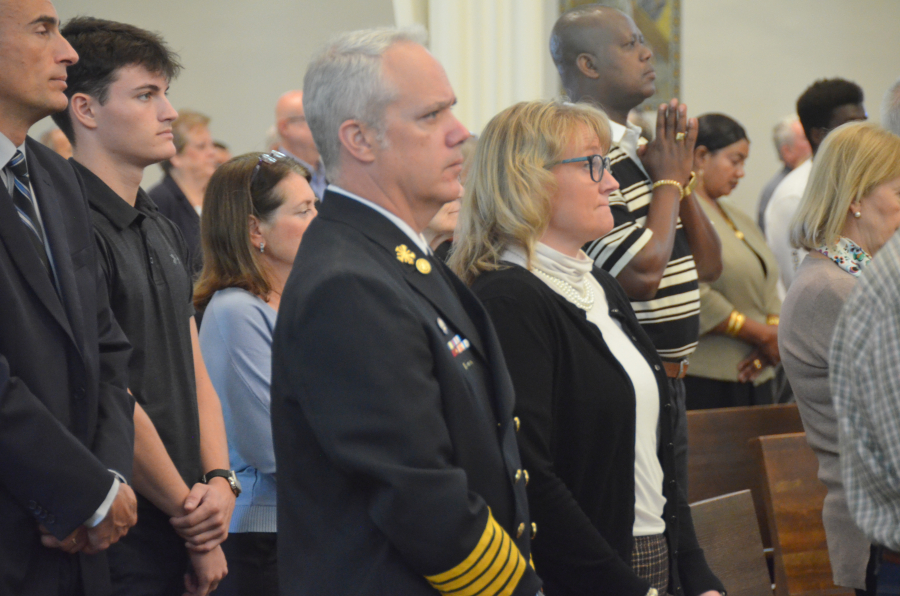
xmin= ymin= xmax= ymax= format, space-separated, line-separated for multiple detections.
xmin=752 ymin=432 xmax=854 ymax=596
xmin=690 ymin=490 xmax=773 ymax=596
xmin=687 ymin=403 xmax=804 ymax=548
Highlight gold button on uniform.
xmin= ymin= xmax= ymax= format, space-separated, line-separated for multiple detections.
xmin=513 ymin=416 xmax=520 ymax=432
xmin=415 ymin=258 xmax=432 ymax=274
xmin=516 ymin=522 xmax=525 ymax=538
xmin=530 ymin=522 xmax=537 ymax=539
xmin=523 ymin=470 xmax=529 ymax=485
xmin=515 ymin=470 xmax=522 ymax=482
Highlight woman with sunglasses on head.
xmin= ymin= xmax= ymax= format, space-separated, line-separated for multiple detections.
xmin=194 ymin=151 xmax=317 ymax=596
xmin=450 ymin=100 xmax=723 ymax=596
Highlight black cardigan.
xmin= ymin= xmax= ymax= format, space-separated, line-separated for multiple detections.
xmin=472 ymin=264 xmax=724 ymax=596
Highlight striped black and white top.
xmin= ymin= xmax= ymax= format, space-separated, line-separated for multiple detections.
xmin=584 ymin=126 xmax=700 ymax=360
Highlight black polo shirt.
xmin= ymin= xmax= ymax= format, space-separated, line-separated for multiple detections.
xmin=75 ymin=160 xmax=202 ymax=486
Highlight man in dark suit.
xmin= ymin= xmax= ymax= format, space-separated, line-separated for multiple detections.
xmin=0 ymin=1 xmax=137 ymax=594
xmin=270 ymin=27 xmax=542 ymax=596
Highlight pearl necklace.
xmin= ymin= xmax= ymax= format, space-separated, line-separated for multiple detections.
xmin=532 ymin=268 xmax=595 ymax=311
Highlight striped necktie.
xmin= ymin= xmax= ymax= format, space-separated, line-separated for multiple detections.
xmin=5 ymin=150 xmax=51 ymax=274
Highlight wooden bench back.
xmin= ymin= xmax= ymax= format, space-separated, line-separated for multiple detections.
xmin=690 ymin=489 xmax=773 ymax=596
xmin=752 ymin=432 xmax=854 ymax=596
xmin=687 ymin=403 xmax=804 ymax=547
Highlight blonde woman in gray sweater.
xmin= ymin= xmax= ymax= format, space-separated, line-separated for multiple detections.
xmin=780 ymin=121 xmax=900 ymax=595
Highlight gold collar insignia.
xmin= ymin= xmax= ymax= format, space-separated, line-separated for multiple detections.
xmin=395 ymin=244 xmax=416 ymax=265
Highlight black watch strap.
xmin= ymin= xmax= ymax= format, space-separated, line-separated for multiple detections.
xmin=202 ymin=469 xmax=241 ymax=496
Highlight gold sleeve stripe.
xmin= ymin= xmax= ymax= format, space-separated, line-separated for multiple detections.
xmin=437 ymin=522 xmax=506 ymax=592
xmin=425 ymin=511 xmax=528 ymax=596
xmin=426 ymin=513 xmax=498 ymax=584
xmin=446 ymin=531 xmax=512 ymax=595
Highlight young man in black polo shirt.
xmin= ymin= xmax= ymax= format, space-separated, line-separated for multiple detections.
xmin=51 ymin=18 xmax=236 ymax=596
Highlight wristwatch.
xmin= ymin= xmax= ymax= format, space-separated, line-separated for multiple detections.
xmin=202 ymin=469 xmax=242 ymax=497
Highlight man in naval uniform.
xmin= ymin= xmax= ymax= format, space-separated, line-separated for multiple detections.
xmin=270 ymin=26 xmax=542 ymax=596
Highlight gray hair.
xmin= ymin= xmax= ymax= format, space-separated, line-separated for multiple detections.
xmin=302 ymin=26 xmax=428 ymax=181
xmin=772 ymin=115 xmax=800 ymax=152
xmin=882 ymin=78 xmax=900 ymax=136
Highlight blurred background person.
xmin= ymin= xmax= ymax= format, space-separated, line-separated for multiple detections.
xmin=149 ymin=109 xmax=218 ymax=277
xmin=39 ymin=126 xmax=72 ymax=160
xmin=213 ymin=141 xmax=231 ymax=167
xmin=451 ymin=99 xmax=723 ymax=596
xmin=780 ymin=121 xmax=900 ymax=595
xmin=262 ymin=125 xmax=279 ymax=152
xmin=684 ymin=114 xmax=781 ymax=410
xmin=883 ymin=77 xmax=900 ymax=136
xmin=274 ymin=90 xmax=326 ymax=199
xmin=757 ymin=116 xmax=811 ymax=233
xmin=195 ymin=152 xmax=315 ymax=596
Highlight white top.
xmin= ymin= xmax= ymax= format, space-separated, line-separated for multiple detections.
xmin=764 ymin=158 xmax=812 ymax=298
xmin=608 ymin=119 xmax=649 ymax=179
xmin=504 ymin=243 xmax=667 ymax=536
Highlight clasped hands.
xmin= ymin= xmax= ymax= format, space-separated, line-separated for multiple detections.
xmin=639 ymin=98 xmax=698 ymax=191
xmin=737 ymin=325 xmax=781 ymax=383
xmin=40 ymin=481 xmax=137 ymax=554
xmin=40 ymin=475 xmax=234 ymax=555
xmin=173 ymin=478 xmax=235 ymax=596
xmin=170 ymin=476 xmax=236 ymax=552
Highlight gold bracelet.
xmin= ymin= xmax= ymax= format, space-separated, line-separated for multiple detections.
xmin=725 ymin=311 xmax=746 ymax=337
xmin=683 ymin=171 xmax=698 ymax=197
xmin=767 ymin=314 xmax=780 ymax=326
xmin=724 ymin=312 xmax=736 ymax=335
xmin=651 ymin=179 xmax=684 ymax=198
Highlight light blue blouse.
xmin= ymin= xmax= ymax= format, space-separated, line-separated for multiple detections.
xmin=200 ymin=287 xmax=277 ymax=532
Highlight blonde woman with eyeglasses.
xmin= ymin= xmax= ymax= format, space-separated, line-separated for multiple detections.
xmin=450 ymin=100 xmax=723 ymax=596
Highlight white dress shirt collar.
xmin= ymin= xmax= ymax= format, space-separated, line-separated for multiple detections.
xmin=608 ymin=119 xmax=649 ymax=178
xmin=327 ymin=184 xmax=430 ymax=254
xmin=0 ymin=132 xmax=27 ymax=193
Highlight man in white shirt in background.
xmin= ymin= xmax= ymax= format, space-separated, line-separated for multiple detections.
xmin=764 ymin=78 xmax=866 ymax=298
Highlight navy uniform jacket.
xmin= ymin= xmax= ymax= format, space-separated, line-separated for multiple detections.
xmin=271 ymin=190 xmax=542 ymax=596
xmin=0 ymin=138 xmax=134 ymax=595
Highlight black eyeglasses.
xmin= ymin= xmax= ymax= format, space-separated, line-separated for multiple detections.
xmin=547 ymin=154 xmax=611 ymax=183
xmin=251 ymin=150 xmax=286 ymax=185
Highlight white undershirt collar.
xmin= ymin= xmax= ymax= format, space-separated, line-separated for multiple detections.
xmin=608 ymin=119 xmax=649 ymax=178
xmin=328 ymin=184 xmax=430 ymax=254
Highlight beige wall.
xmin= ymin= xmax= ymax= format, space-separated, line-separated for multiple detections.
xmin=682 ymin=0 xmax=900 ymax=217
xmin=32 ymin=0 xmax=900 ymax=206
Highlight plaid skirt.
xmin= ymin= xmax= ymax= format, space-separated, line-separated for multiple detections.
xmin=632 ymin=534 xmax=670 ymax=595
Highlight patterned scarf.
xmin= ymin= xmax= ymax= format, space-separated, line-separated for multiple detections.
xmin=816 ymin=236 xmax=872 ymax=277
